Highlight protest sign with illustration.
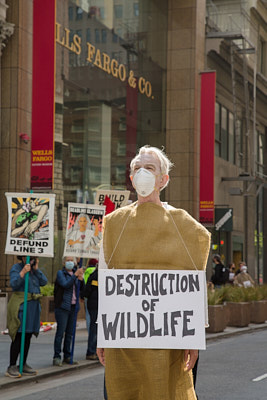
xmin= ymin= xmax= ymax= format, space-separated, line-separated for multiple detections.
xmin=95 ymin=190 xmax=130 ymax=210
xmin=5 ymin=192 xmax=55 ymax=257
xmin=98 ymin=269 xmax=206 ymax=350
xmin=63 ymin=203 xmax=105 ymax=258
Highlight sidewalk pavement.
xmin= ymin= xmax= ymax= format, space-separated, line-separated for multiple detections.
xmin=1 ymin=319 xmax=267 ymax=390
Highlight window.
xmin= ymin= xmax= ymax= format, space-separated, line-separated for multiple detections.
xmin=235 ymin=119 xmax=243 ymax=167
xmin=228 ymin=112 xmax=235 ymax=164
xmin=95 ymin=29 xmax=100 ymax=43
xmin=76 ymin=30 xmax=82 ymax=39
xmin=215 ymin=103 xmax=220 ymax=157
xmin=86 ymin=28 xmax=91 ymax=42
xmin=133 ymin=3 xmax=139 ymax=17
xmin=114 ymin=5 xmax=123 ymax=18
xmin=100 ymin=7 xmax=105 ymax=19
xmin=215 ymin=103 xmax=237 ymax=164
xmin=76 ymin=7 xmax=83 ymax=20
xmin=257 ymin=131 xmax=264 ymax=175
xmin=258 ymin=37 xmax=266 ymax=76
xmin=102 ymin=29 xmax=107 ymax=43
xmin=69 ymin=7 xmax=73 ymax=21
xmin=221 ymin=106 xmax=228 ymax=160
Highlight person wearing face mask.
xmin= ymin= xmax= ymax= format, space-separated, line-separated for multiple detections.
xmin=97 ymin=145 xmax=211 ymax=400
xmin=234 ymin=264 xmax=255 ymax=288
xmin=53 ymin=256 xmax=84 ymax=366
xmin=6 ymin=256 xmax=47 ymax=378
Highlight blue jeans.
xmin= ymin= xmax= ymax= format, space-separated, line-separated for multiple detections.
xmin=54 ymin=305 xmax=76 ymax=359
xmin=87 ymin=309 xmax=97 ymax=355
xmin=84 ymin=298 xmax=91 ymax=355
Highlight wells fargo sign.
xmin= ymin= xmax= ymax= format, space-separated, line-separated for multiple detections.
xmin=56 ymin=22 xmax=154 ymax=99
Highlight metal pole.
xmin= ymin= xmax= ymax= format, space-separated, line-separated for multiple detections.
xmin=19 ymin=255 xmax=30 ymax=374
xmin=70 ymin=258 xmax=83 ymax=364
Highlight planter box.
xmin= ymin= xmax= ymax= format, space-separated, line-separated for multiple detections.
xmin=40 ymin=296 xmax=86 ymax=323
xmin=206 ymin=305 xmax=227 ymax=333
xmin=250 ymin=300 xmax=267 ymax=324
xmin=226 ymin=302 xmax=251 ymax=327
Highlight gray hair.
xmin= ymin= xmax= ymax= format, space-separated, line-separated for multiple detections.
xmin=62 ymin=256 xmax=77 ymax=266
xmin=130 ymin=145 xmax=173 ymax=190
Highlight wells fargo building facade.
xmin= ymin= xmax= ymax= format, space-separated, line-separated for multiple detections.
xmin=0 ymin=0 xmax=266 ymax=287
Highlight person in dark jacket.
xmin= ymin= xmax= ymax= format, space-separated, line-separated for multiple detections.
xmin=53 ymin=256 xmax=83 ymax=366
xmin=81 ymin=265 xmax=98 ymax=360
xmin=6 ymin=256 xmax=48 ymax=378
xmin=210 ymin=254 xmax=227 ymax=288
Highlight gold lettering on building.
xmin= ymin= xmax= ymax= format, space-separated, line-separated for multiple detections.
xmin=56 ymin=24 xmax=154 ymax=99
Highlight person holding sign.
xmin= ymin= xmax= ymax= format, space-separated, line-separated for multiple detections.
xmin=97 ymin=145 xmax=210 ymax=400
xmin=6 ymin=256 xmax=47 ymax=378
xmin=53 ymin=256 xmax=84 ymax=366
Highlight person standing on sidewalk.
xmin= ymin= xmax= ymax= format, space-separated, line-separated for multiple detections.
xmin=97 ymin=145 xmax=210 ymax=400
xmin=210 ymin=254 xmax=228 ymax=288
xmin=81 ymin=261 xmax=99 ymax=360
xmin=52 ymin=256 xmax=83 ymax=366
xmin=6 ymin=256 xmax=48 ymax=378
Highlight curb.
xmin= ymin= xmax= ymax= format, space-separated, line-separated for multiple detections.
xmin=0 ymin=359 xmax=100 ymax=390
xmin=206 ymin=322 xmax=267 ymax=342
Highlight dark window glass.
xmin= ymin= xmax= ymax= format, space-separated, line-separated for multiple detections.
xmin=86 ymin=28 xmax=90 ymax=42
xmin=228 ymin=112 xmax=234 ymax=164
xmin=69 ymin=7 xmax=73 ymax=21
xmin=76 ymin=7 xmax=83 ymax=20
xmin=95 ymin=29 xmax=100 ymax=43
xmin=102 ymin=29 xmax=107 ymax=43
xmin=114 ymin=5 xmax=123 ymax=18
xmin=221 ymin=107 xmax=228 ymax=160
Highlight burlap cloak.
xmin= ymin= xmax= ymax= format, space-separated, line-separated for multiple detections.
xmin=103 ymin=202 xmax=210 ymax=400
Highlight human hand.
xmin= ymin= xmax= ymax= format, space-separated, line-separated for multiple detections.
xmin=31 ymin=258 xmax=39 ymax=271
xmin=20 ymin=264 xmax=31 ymax=278
xmin=184 ymin=349 xmax=198 ymax=371
xmin=97 ymin=348 xmax=105 ymax=366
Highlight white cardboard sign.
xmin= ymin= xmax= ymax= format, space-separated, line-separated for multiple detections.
xmin=95 ymin=190 xmax=130 ymax=209
xmin=98 ymin=269 xmax=206 ymax=350
xmin=5 ymin=192 xmax=55 ymax=257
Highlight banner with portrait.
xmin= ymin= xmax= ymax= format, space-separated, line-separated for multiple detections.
xmin=63 ymin=203 xmax=105 ymax=258
xmin=5 ymin=192 xmax=55 ymax=257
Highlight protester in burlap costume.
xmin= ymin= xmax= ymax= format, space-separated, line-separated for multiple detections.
xmin=97 ymin=146 xmax=210 ymax=400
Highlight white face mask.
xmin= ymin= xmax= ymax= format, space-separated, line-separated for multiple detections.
xmin=132 ymin=168 xmax=156 ymax=197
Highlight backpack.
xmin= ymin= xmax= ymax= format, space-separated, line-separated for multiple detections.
xmin=221 ymin=266 xmax=230 ymax=285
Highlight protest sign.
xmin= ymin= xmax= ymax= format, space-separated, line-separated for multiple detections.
xmin=98 ymin=269 xmax=206 ymax=350
xmin=5 ymin=192 xmax=55 ymax=257
xmin=95 ymin=190 xmax=130 ymax=210
xmin=63 ymin=203 xmax=105 ymax=258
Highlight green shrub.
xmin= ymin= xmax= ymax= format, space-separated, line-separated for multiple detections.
xmin=40 ymin=284 xmax=54 ymax=296
xmin=207 ymin=289 xmax=223 ymax=305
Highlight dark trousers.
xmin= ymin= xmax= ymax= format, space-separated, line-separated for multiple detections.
xmin=9 ymin=332 xmax=32 ymax=367
xmin=87 ymin=309 xmax=97 ymax=356
xmin=54 ymin=305 xmax=76 ymax=359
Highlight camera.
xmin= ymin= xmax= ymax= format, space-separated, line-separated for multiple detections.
xmin=30 ymin=258 xmax=36 ymax=268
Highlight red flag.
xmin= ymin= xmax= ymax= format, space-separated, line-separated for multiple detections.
xmin=104 ymin=196 xmax=115 ymax=215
